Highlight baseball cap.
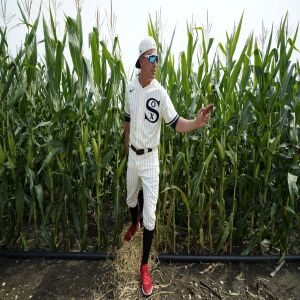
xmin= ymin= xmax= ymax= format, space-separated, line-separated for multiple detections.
xmin=135 ymin=36 xmax=157 ymax=69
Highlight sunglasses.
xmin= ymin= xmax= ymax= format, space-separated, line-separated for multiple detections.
xmin=143 ymin=54 xmax=159 ymax=64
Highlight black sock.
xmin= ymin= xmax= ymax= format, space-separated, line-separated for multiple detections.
xmin=129 ymin=205 xmax=138 ymax=225
xmin=138 ymin=189 xmax=144 ymax=225
xmin=141 ymin=228 xmax=154 ymax=265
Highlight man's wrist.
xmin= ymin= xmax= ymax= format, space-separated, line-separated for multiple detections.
xmin=194 ymin=118 xmax=205 ymax=129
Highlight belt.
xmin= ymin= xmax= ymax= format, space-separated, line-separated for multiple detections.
xmin=131 ymin=145 xmax=152 ymax=155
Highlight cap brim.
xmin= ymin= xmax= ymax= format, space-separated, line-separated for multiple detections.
xmin=135 ymin=57 xmax=141 ymax=69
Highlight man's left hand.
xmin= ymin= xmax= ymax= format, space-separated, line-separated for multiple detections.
xmin=196 ymin=103 xmax=214 ymax=127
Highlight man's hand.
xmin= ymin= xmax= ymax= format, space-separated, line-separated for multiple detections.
xmin=175 ymin=103 xmax=214 ymax=133
xmin=196 ymin=103 xmax=214 ymax=128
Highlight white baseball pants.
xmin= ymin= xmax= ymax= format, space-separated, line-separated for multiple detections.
xmin=126 ymin=147 xmax=159 ymax=231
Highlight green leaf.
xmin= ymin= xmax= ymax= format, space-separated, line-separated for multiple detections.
xmin=49 ymin=7 xmax=57 ymax=42
xmin=269 ymin=133 xmax=281 ymax=153
xmin=230 ymin=13 xmax=244 ymax=58
xmin=116 ymin=157 xmax=127 ymax=179
xmin=295 ymin=101 xmax=300 ymax=125
xmin=100 ymin=41 xmax=113 ymax=70
xmin=20 ymin=232 xmax=28 ymax=251
xmin=225 ymin=145 xmax=237 ymax=168
xmin=218 ymin=42 xmax=226 ymax=55
xmin=215 ymin=138 xmax=225 ymax=161
xmin=0 ymin=144 xmax=5 ymax=172
xmin=8 ymin=132 xmax=16 ymax=160
xmin=37 ymin=145 xmax=64 ymax=175
xmin=89 ymin=28 xmax=101 ymax=88
xmin=217 ymin=218 xmax=231 ymax=252
xmin=181 ymin=52 xmax=189 ymax=95
xmin=240 ymin=100 xmax=251 ymax=131
xmin=91 ymin=138 xmax=100 ymax=165
xmin=228 ymin=42 xmax=248 ymax=97
xmin=25 ymin=5 xmax=41 ymax=47
xmin=34 ymin=184 xmax=44 ymax=219
xmin=54 ymin=40 xmax=64 ymax=91
xmin=67 ymin=16 xmax=83 ymax=80
xmin=41 ymin=229 xmax=56 ymax=250
xmin=204 ymin=149 xmax=215 ymax=165
xmin=163 ymin=185 xmax=190 ymax=213
xmin=101 ymin=150 xmax=114 ymax=167
xmin=287 ymin=173 xmax=298 ymax=203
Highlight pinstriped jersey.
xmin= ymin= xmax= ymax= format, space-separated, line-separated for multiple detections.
xmin=124 ymin=77 xmax=179 ymax=149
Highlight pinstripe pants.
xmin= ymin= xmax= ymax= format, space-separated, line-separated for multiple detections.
xmin=126 ymin=147 xmax=159 ymax=231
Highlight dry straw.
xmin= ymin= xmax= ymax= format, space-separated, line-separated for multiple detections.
xmin=93 ymin=224 xmax=173 ymax=300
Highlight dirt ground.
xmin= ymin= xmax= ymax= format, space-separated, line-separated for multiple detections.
xmin=0 ymin=257 xmax=299 ymax=300
xmin=1 ymin=227 xmax=300 ymax=300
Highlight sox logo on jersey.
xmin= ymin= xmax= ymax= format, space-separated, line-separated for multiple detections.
xmin=125 ymin=77 xmax=179 ymax=231
xmin=145 ymin=98 xmax=160 ymax=123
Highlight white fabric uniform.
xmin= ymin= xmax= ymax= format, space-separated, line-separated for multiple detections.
xmin=125 ymin=77 xmax=179 ymax=230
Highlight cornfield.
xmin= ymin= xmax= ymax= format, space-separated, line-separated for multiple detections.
xmin=0 ymin=5 xmax=299 ymax=256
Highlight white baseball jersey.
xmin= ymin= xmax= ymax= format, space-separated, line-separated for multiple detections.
xmin=124 ymin=77 xmax=179 ymax=149
xmin=125 ymin=76 xmax=179 ymax=231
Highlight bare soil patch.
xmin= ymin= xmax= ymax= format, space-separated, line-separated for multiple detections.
xmin=0 ymin=226 xmax=299 ymax=299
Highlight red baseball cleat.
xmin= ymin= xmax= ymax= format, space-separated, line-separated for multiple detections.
xmin=140 ymin=264 xmax=153 ymax=296
xmin=124 ymin=220 xmax=140 ymax=242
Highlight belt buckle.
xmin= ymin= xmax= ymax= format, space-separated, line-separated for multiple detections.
xmin=136 ymin=149 xmax=144 ymax=155
xmin=131 ymin=145 xmax=152 ymax=155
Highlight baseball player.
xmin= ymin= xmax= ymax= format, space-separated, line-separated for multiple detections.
xmin=124 ymin=36 xmax=214 ymax=296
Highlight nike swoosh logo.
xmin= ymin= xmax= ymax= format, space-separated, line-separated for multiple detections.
xmin=129 ymin=89 xmax=135 ymax=93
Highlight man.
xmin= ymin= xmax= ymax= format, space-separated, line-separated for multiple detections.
xmin=124 ymin=36 xmax=214 ymax=296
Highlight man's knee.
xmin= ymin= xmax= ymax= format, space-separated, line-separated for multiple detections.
xmin=126 ymin=197 xmax=138 ymax=208
xmin=143 ymin=213 xmax=156 ymax=231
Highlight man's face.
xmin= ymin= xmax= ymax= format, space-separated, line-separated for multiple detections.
xmin=139 ymin=49 xmax=158 ymax=80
